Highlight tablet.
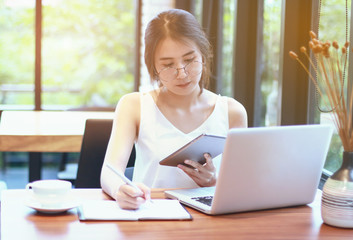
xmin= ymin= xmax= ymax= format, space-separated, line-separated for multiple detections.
xmin=159 ymin=134 xmax=226 ymax=167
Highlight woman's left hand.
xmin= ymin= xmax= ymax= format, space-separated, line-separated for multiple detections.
xmin=177 ymin=153 xmax=216 ymax=187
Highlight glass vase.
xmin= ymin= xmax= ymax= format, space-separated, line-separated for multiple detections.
xmin=321 ymin=151 xmax=353 ymax=228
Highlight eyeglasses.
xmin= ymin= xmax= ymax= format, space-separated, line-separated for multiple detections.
xmin=157 ymin=61 xmax=203 ymax=82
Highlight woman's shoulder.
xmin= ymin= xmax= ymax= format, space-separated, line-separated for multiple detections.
xmin=224 ymin=96 xmax=244 ymax=110
xmin=207 ymin=91 xmax=243 ymax=111
xmin=115 ymin=93 xmax=141 ymax=117
xmin=119 ymin=92 xmax=140 ymax=104
xmin=117 ymin=90 xmax=156 ymax=109
xmin=221 ymin=95 xmax=248 ymax=128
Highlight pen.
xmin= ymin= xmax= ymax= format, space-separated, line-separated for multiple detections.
xmin=106 ymin=163 xmax=143 ymax=194
xmin=106 ymin=163 xmax=153 ymax=204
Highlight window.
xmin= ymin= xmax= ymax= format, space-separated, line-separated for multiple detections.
xmin=316 ymin=0 xmax=351 ymax=173
xmin=0 ymin=0 xmax=136 ymax=110
xmin=41 ymin=0 xmax=136 ymax=109
xmin=221 ymin=0 xmax=236 ymax=97
xmin=0 ymin=0 xmax=35 ymax=109
xmin=263 ymin=0 xmax=281 ymax=127
xmin=1 ymin=0 xmax=350 ymax=177
xmin=139 ymin=0 xmax=174 ymax=92
xmin=228 ymin=0 xmax=349 ymax=176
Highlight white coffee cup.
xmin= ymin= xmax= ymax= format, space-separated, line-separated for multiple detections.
xmin=26 ymin=179 xmax=72 ymax=207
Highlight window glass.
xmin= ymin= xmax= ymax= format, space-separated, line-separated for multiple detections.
xmin=139 ymin=0 xmax=174 ymax=92
xmin=263 ymin=0 xmax=281 ymax=126
xmin=317 ymin=0 xmax=351 ymax=173
xmin=0 ymin=0 xmax=35 ymax=109
xmin=42 ymin=0 xmax=135 ymax=109
xmin=193 ymin=0 xmax=203 ymax=22
xmin=191 ymin=0 xmax=234 ymax=96
xmin=222 ymin=0 xmax=235 ymax=97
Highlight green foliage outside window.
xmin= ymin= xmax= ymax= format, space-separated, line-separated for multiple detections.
xmin=0 ymin=1 xmax=35 ymax=106
xmin=221 ymin=0 xmax=235 ymax=97
xmin=42 ymin=0 xmax=135 ymax=107
xmin=0 ymin=0 xmax=135 ymax=108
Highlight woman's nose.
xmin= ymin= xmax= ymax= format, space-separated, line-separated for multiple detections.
xmin=175 ymin=66 xmax=187 ymax=79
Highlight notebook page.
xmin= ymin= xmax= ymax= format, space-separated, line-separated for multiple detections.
xmin=78 ymin=199 xmax=191 ymax=221
xmin=137 ymin=199 xmax=191 ymax=220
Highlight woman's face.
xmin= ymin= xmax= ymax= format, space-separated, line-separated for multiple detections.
xmin=154 ymin=37 xmax=203 ymax=95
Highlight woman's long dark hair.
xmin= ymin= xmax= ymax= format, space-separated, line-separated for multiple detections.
xmin=144 ymin=9 xmax=212 ymax=90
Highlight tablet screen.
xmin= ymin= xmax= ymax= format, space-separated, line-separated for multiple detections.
xmin=159 ymin=134 xmax=226 ymax=167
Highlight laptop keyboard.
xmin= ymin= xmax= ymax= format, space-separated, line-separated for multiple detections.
xmin=191 ymin=196 xmax=213 ymax=206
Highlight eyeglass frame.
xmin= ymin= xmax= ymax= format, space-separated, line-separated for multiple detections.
xmin=156 ymin=60 xmax=204 ymax=82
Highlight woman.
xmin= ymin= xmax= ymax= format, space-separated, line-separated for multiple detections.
xmin=101 ymin=9 xmax=247 ymax=209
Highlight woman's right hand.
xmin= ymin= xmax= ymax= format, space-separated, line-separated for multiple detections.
xmin=116 ymin=183 xmax=151 ymax=210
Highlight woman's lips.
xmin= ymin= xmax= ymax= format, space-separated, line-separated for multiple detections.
xmin=176 ymin=82 xmax=191 ymax=88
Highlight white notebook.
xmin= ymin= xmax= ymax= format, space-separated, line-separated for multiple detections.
xmin=77 ymin=199 xmax=192 ymax=221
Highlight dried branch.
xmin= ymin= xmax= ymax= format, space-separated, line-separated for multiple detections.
xmin=289 ymin=31 xmax=353 ymax=152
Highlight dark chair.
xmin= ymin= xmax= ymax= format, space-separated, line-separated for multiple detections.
xmin=58 ymin=106 xmax=115 ymax=173
xmin=74 ymin=119 xmax=135 ymax=188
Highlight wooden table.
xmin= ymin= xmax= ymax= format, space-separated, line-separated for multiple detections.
xmin=1 ymin=189 xmax=353 ymax=240
xmin=0 ymin=111 xmax=114 ymax=181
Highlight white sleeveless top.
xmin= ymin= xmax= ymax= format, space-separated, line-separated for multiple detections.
xmin=133 ymin=93 xmax=229 ymax=188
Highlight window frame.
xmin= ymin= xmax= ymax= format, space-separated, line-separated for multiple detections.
xmin=32 ymin=0 xmax=141 ymax=110
xmin=5 ymin=0 xmax=353 ymax=186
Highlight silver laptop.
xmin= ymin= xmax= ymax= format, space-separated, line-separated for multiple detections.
xmin=165 ymin=124 xmax=333 ymax=215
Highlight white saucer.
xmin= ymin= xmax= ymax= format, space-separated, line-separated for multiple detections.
xmin=25 ymin=199 xmax=79 ymax=214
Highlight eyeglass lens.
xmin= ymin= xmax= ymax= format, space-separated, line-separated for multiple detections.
xmin=158 ymin=61 xmax=203 ymax=82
